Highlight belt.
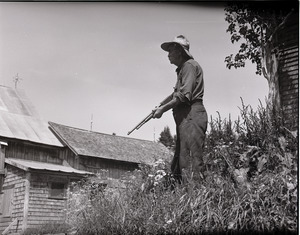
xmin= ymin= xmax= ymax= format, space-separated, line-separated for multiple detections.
xmin=173 ymin=99 xmax=203 ymax=112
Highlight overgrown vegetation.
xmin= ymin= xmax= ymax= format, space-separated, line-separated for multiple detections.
xmin=34 ymin=100 xmax=297 ymax=235
xmin=23 ymin=222 xmax=70 ymax=235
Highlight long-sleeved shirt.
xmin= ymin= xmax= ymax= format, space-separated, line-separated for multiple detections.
xmin=173 ymin=59 xmax=204 ymax=104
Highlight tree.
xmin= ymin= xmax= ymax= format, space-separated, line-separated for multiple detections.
xmin=158 ymin=126 xmax=174 ymax=149
xmin=224 ymin=2 xmax=296 ymax=112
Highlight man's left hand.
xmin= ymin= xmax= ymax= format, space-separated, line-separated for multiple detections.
xmin=153 ymin=107 xmax=164 ymax=119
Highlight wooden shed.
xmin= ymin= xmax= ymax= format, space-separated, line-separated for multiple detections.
xmin=0 ymin=86 xmax=92 ymax=234
xmin=49 ymin=121 xmax=172 ymax=179
xmin=1 ymin=158 xmax=91 ymax=234
xmin=0 ymin=86 xmax=172 ymax=234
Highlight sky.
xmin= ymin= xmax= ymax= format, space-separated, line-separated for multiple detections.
xmin=0 ymin=2 xmax=269 ymax=141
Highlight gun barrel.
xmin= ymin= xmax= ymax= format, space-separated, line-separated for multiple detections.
xmin=127 ymin=94 xmax=173 ymax=135
xmin=127 ymin=112 xmax=153 ymax=135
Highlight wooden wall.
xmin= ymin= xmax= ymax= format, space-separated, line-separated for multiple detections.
xmin=5 ymin=140 xmax=62 ymax=164
xmin=277 ymin=12 xmax=299 ymax=131
xmin=79 ymin=156 xmax=138 ymax=179
xmin=0 ymin=165 xmax=26 ymax=234
xmin=59 ymin=147 xmax=78 ymax=169
xmin=0 ymin=167 xmax=82 ymax=233
xmin=26 ymin=173 xmax=68 ymax=228
xmin=60 ymin=148 xmax=139 ymax=179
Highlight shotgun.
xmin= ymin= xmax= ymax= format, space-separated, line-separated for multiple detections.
xmin=127 ymin=94 xmax=173 ymax=135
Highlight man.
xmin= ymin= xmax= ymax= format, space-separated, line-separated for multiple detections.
xmin=153 ymin=35 xmax=208 ymax=182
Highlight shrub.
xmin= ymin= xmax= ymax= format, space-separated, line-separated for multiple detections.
xmin=22 ymin=222 xmax=70 ymax=235
xmin=66 ymin=99 xmax=298 ymax=235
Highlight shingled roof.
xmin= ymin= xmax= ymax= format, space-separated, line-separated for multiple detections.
xmin=5 ymin=158 xmax=93 ymax=175
xmin=49 ymin=122 xmax=172 ymax=165
xmin=0 ymin=86 xmax=62 ymax=147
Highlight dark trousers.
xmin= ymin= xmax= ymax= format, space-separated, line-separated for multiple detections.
xmin=171 ymin=101 xmax=208 ymax=182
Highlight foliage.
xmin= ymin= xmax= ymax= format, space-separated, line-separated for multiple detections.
xmin=65 ymin=99 xmax=297 ymax=235
xmin=23 ymin=222 xmax=70 ymax=235
xmin=224 ymin=2 xmax=295 ymax=75
xmin=206 ymin=98 xmax=297 ymax=176
xmin=158 ymin=126 xmax=175 ymax=149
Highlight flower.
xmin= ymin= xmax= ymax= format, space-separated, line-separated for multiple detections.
xmin=155 ymin=174 xmax=164 ymax=181
xmin=154 ymin=170 xmax=166 ymax=182
xmin=228 ymin=222 xmax=235 ymax=230
xmin=166 ymin=219 xmax=172 ymax=224
xmin=287 ymin=182 xmax=296 ymax=191
xmin=152 ymin=159 xmax=166 ymax=168
xmin=156 ymin=170 xmax=167 ymax=176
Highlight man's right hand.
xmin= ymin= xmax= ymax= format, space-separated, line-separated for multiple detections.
xmin=152 ymin=107 xmax=164 ymax=119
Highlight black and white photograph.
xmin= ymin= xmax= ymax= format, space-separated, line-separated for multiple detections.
xmin=0 ymin=2 xmax=298 ymax=235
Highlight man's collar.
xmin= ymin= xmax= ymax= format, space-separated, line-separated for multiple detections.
xmin=175 ymin=66 xmax=181 ymax=74
xmin=175 ymin=58 xmax=192 ymax=74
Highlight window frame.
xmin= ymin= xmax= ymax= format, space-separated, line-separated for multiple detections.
xmin=48 ymin=182 xmax=67 ymax=200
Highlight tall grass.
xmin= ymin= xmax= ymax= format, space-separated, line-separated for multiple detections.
xmin=66 ymin=99 xmax=298 ymax=235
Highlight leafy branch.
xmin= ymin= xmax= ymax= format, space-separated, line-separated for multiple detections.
xmin=224 ymin=2 xmax=293 ymax=75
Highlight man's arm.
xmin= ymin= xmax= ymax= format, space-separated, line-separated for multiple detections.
xmin=159 ymin=93 xmax=174 ymax=106
xmin=153 ymin=96 xmax=180 ymax=119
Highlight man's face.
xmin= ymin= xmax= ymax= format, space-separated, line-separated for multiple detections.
xmin=168 ymin=45 xmax=182 ymax=66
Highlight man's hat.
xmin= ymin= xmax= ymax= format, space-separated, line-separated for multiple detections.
xmin=161 ymin=35 xmax=194 ymax=59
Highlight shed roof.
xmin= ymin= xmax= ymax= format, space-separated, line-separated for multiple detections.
xmin=5 ymin=158 xmax=92 ymax=175
xmin=0 ymin=86 xmax=62 ymax=147
xmin=49 ymin=122 xmax=172 ymax=165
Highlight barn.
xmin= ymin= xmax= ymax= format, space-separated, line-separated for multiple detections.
xmin=0 ymin=86 xmax=94 ymax=234
xmin=49 ymin=122 xmax=172 ymax=179
xmin=0 ymin=86 xmax=172 ymax=234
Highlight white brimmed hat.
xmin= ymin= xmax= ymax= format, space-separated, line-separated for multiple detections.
xmin=161 ymin=35 xmax=194 ymax=59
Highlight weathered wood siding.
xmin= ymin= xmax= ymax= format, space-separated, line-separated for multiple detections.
xmin=26 ymin=173 xmax=68 ymax=228
xmin=5 ymin=140 xmax=62 ymax=164
xmin=0 ymin=144 xmax=5 ymax=174
xmin=79 ymin=156 xmax=138 ymax=179
xmin=60 ymin=148 xmax=138 ymax=179
xmin=0 ymin=143 xmax=6 ymax=193
xmin=277 ymin=12 xmax=299 ymax=131
xmin=59 ymin=147 xmax=79 ymax=169
xmin=0 ymin=165 xmax=26 ymax=234
xmin=1 ymin=166 xmax=84 ymax=233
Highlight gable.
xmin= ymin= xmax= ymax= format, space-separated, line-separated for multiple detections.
xmin=0 ymin=86 xmax=62 ymax=147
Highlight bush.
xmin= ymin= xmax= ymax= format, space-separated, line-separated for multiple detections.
xmin=22 ymin=222 xmax=70 ymax=235
xmin=66 ymin=100 xmax=298 ymax=235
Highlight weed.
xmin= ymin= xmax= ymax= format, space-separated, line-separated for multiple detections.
xmin=66 ymin=99 xmax=298 ymax=235
xmin=22 ymin=222 xmax=70 ymax=235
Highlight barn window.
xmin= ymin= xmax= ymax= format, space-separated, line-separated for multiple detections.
xmin=49 ymin=182 xmax=66 ymax=199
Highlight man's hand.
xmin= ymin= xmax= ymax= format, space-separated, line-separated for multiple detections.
xmin=153 ymin=97 xmax=180 ymax=119
xmin=152 ymin=107 xmax=164 ymax=119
